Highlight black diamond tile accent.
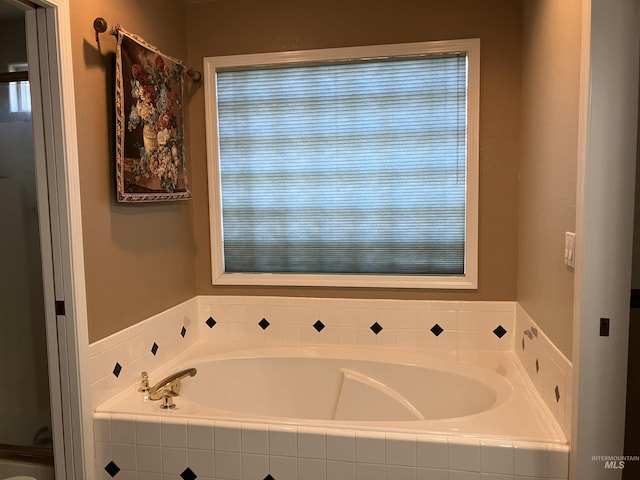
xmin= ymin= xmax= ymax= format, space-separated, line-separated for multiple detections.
xmin=555 ymin=385 xmax=561 ymax=402
xmin=313 ymin=320 xmax=325 ymax=332
xmin=206 ymin=316 xmax=217 ymax=328
xmin=430 ymin=323 xmax=444 ymax=337
xmin=151 ymin=342 xmax=159 ymax=356
xmin=181 ymin=326 xmax=187 ymax=338
xmin=264 ymin=475 xmax=275 ymax=480
xmin=493 ymin=325 xmax=507 ymax=339
xmin=370 ymin=322 xmax=383 ymax=335
xmin=112 ymin=362 xmax=122 ymax=378
xmin=258 ymin=318 xmax=270 ymax=330
xmin=181 ymin=467 xmax=197 ymax=480
xmin=104 ymin=461 xmax=120 ymax=477
xmin=535 ymin=358 xmax=539 ymax=373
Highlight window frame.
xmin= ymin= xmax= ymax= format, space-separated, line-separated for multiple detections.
xmin=204 ymin=38 xmax=479 ymax=289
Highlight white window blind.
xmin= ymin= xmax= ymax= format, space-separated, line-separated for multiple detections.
xmin=216 ymin=54 xmax=467 ymax=276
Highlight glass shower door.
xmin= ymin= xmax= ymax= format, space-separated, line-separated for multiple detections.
xmin=0 ymin=3 xmax=55 ymax=477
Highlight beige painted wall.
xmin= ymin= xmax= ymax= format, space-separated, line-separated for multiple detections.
xmin=70 ymin=0 xmax=196 ymax=342
xmin=517 ymin=0 xmax=581 ymax=359
xmin=186 ymin=0 xmax=522 ymax=302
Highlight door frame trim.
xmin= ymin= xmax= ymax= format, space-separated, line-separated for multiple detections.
xmin=571 ymin=0 xmax=639 ymax=478
xmin=22 ymin=0 xmax=92 ymax=478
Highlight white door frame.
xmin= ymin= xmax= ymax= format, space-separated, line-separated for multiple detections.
xmin=572 ymin=0 xmax=639 ymax=478
xmin=20 ymin=0 xmax=92 ymax=478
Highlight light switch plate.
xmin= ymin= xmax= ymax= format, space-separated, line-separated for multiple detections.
xmin=565 ymin=232 xmax=576 ymax=268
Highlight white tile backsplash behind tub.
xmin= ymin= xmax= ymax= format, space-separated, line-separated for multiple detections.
xmin=83 ymin=294 xmax=584 ymax=439
xmin=89 ymin=297 xmax=200 ymax=409
xmin=198 ymin=296 xmax=515 ymax=352
xmin=89 ymin=296 xmax=516 ymax=410
xmin=515 ymin=303 xmax=573 ymax=440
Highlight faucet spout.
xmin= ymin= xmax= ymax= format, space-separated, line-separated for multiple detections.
xmin=147 ymin=367 xmax=197 ymax=401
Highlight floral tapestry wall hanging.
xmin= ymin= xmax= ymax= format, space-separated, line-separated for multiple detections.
xmin=115 ymin=29 xmax=191 ymax=202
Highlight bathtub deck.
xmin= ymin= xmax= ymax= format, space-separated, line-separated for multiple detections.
xmin=96 ymin=342 xmax=567 ymax=446
xmin=94 ymin=342 xmax=569 ymax=480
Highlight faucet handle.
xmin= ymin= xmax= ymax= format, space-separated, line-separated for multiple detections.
xmin=160 ymin=391 xmax=177 ymax=410
xmin=139 ymin=371 xmax=150 ymax=393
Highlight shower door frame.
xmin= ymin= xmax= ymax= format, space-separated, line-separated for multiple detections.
xmin=15 ymin=0 xmax=92 ymax=479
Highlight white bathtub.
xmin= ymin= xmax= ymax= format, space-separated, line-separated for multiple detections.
xmin=95 ymin=343 xmax=569 ymax=479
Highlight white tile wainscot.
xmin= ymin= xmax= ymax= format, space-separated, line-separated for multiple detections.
xmin=89 ymin=297 xmax=516 ymax=415
xmin=515 ymin=303 xmax=573 ymax=439
xmin=198 ymin=296 xmax=515 ymax=352
xmin=90 ymin=297 xmax=573 ymax=480
xmin=89 ymin=297 xmax=200 ymax=410
xmin=94 ymin=413 xmax=569 ymax=480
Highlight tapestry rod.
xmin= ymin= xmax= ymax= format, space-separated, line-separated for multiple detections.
xmin=92 ymin=17 xmax=202 ymax=82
